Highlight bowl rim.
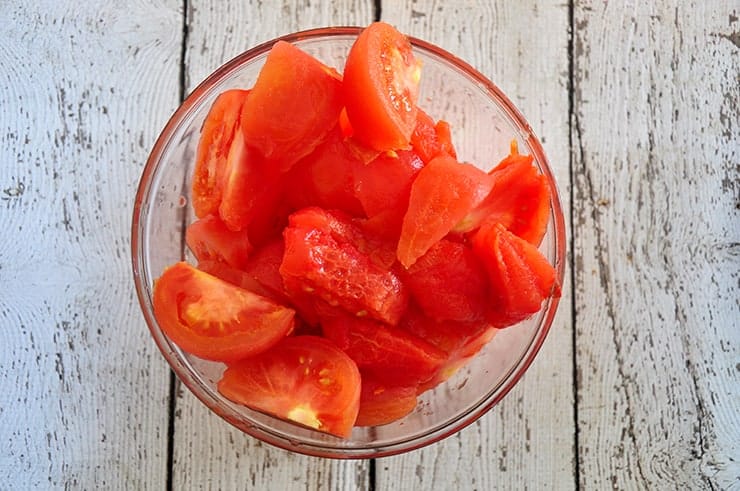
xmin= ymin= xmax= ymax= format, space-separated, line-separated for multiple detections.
xmin=131 ymin=25 xmax=566 ymax=459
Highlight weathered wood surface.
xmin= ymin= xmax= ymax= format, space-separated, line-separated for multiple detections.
xmin=573 ymin=1 xmax=739 ymax=489
xmin=1 ymin=0 xmax=738 ymax=489
xmin=0 ymin=0 xmax=182 ymax=488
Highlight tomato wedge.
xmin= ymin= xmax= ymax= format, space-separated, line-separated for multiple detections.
xmin=402 ymin=239 xmax=489 ymax=322
xmin=397 ymin=155 xmax=494 ymax=268
xmin=410 ymin=108 xmax=457 ymax=164
xmin=218 ymin=336 xmax=361 ymax=438
xmin=354 ymin=374 xmax=418 ymax=427
xmin=186 ymin=215 xmax=251 ymax=270
xmin=472 ymin=221 xmax=559 ymax=327
xmin=343 ymin=22 xmax=421 ymax=151
xmin=455 ymin=142 xmax=551 ymax=245
xmin=152 ymin=262 xmax=295 ymax=361
xmin=241 ymin=41 xmax=343 ymax=171
xmin=322 ymin=314 xmax=446 ymax=387
xmin=191 ymin=89 xmax=250 ymax=218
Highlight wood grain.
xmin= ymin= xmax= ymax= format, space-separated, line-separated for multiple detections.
xmin=380 ymin=2 xmax=575 ymax=489
xmin=573 ymin=1 xmax=740 ymax=488
xmin=0 ymin=0 xmax=182 ymax=488
xmin=170 ymin=2 xmax=375 ymax=489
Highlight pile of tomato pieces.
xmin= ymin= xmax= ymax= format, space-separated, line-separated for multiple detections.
xmin=152 ymin=22 xmax=560 ymax=439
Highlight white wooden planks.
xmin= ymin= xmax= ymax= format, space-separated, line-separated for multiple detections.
xmin=170 ymin=2 xmax=375 ymax=489
xmin=380 ymin=2 xmax=575 ymax=489
xmin=573 ymin=1 xmax=740 ymax=488
xmin=0 ymin=0 xmax=182 ymax=488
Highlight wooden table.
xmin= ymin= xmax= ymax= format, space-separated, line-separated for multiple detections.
xmin=2 ymin=1 xmax=737 ymax=489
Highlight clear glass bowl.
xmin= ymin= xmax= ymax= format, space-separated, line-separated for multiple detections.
xmin=132 ymin=27 xmax=566 ymax=458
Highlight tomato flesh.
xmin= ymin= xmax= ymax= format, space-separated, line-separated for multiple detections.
xmin=397 ymin=155 xmax=494 ymax=268
xmin=410 ymin=108 xmax=457 ymax=164
xmin=343 ymin=22 xmax=421 ymax=151
xmin=241 ymin=41 xmax=343 ymax=171
xmin=472 ymin=221 xmax=559 ymax=327
xmin=322 ymin=314 xmax=446 ymax=387
xmin=192 ymin=89 xmax=250 ymax=218
xmin=152 ymin=262 xmax=295 ymax=361
xmin=455 ymin=146 xmax=551 ymax=245
xmin=354 ymin=374 xmax=418 ymax=427
xmin=402 ymin=239 xmax=489 ymax=323
xmin=186 ymin=215 xmax=251 ymax=270
xmin=218 ymin=336 xmax=361 ymax=438
xmin=280 ymin=207 xmax=408 ymax=325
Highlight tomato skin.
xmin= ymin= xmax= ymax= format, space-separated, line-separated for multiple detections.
xmin=472 ymin=221 xmax=559 ymax=327
xmin=343 ymin=22 xmax=421 ymax=152
xmin=280 ymin=207 xmax=408 ymax=325
xmin=322 ymin=314 xmax=447 ymax=387
xmin=153 ymin=262 xmax=295 ymax=361
xmin=397 ymin=155 xmax=494 ymax=268
xmin=186 ymin=215 xmax=251 ymax=270
xmin=402 ymin=239 xmax=489 ymax=323
xmin=218 ymin=336 xmax=361 ymax=438
xmin=241 ymin=41 xmax=344 ymax=172
xmin=196 ymin=259 xmax=272 ymax=299
xmin=454 ymin=144 xmax=551 ymax=245
xmin=192 ymin=89 xmax=250 ymax=218
xmin=354 ymin=374 xmax=418 ymax=427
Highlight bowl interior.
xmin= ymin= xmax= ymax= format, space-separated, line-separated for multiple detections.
xmin=132 ymin=28 xmax=565 ymax=458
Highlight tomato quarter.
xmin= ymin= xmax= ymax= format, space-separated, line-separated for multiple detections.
xmin=218 ymin=336 xmax=361 ymax=438
xmin=153 ymin=262 xmax=295 ymax=361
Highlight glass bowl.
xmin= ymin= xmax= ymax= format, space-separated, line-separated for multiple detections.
xmin=132 ymin=27 xmax=566 ymax=458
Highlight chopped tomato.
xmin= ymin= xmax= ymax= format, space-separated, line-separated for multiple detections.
xmin=192 ymin=89 xmax=250 ymax=218
xmin=322 ymin=314 xmax=447 ymax=387
xmin=218 ymin=336 xmax=361 ymax=438
xmin=401 ymin=305 xmax=497 ymax=391
xmin=402 ymin=239 xmax=489 ymax=322
xmin=241 ymin=41 xmax=343 ymax=171
xmin=152 ymin=262 xmax=295 ymax=361
xmin=353 ymin=149 xmax=424 ymax=236
xmin=282 ymin=128 xmax=365 ymax=217
xmin=410 ymin=108 xmax=457 ymax=164
xmin=186 ymin=215 xmax=251 ymax=270
xmin=455 ymin=142 xmax=551 ymax=245
xmin=343 ymin=22 xmax=421 ymax=151
xmin=354 ymin=374 xmax=418 ymax=427
xmin=243 ymin=237 xmax=288 ymax=301
xmin=196 ymin=259 xmax=271 ymax=298
xmin=472 ymin=221 xmax=559 ymax=327
xmin=397 ymin=155 xmax=494 ymax=268
xmin=218 ymin=131 xmax=284 ymax=236
xmin=280 ymin=207 xmax=408 ymax=325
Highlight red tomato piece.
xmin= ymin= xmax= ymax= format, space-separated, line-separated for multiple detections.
xmin=152 ymin=262 xmax=295 ymax=361
xmin=322 ymin=314 xmax=447 ymax=387
xmin=218 ymin=130 xmax=284 ymax=236
xmin=196 ymin=259 xmax=272 ymax=299
xmin=397 ymin=155 xmax=494 ymax=268
xmin=192 ymin=89 xmax=250 ymax=218
xmin=243 ymin=237 xmax=288 ymax=302
xmin=354 ymin=374 xmax=418 ymax=427
xmin=280 ymin=207 xmax=408 ymax=325
xmin=472 ymin=221 xmax=560 ymax=327
xmin=401 ymin=306 xmax=497 ymax=392
xmin=218 ymin=336 xmax=361 ymax=438
xmin=343 ymin=22 xmax=421 ymax=152
xmin=455 ymin=143 xmax=551 ymax=245
xmin=186 ymin=215 xmax=251 ymax=270
xmin=402 ymin=239 xmax=489 ymax=322
xmin=354 ymin=149 xmax=424 ymax=217
xmin=241 ymin=41 xmax=343 ymax=172
xmin=410 ymin=108 xmax=457 ymax=164
xmin=283 ymin=128 xmax=365 ymax=217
